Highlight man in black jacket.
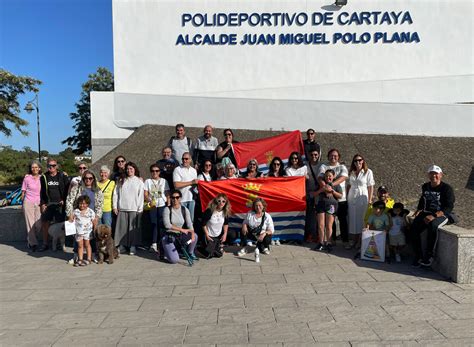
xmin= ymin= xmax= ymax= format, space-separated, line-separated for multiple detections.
xmin=411 ymin=165 xmax=455 ymax=267
xmin=39 ymin=159 xmax=69 ymax=251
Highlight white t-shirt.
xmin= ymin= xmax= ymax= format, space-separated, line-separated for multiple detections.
xmin=285 ymin=166 xmax=308 ymax=178
xmin=74 ymin=207 xmax=95 ymax=236
xmin=244 ymin=211 xmax=274 ymax=233
xmin=197 ymin=173 xmax=212 ymax=182
xmin=170 ymin=137 xmax=192 ymax=164
xmin=318 ymin=163 xmax=349 ymax=202
xmin=173 ymin=165 xmax=198 ymax=202
xmin=206 ymin=210 xmax=226 ymax=237
xmin=144 ymin=178 xmax=170 ymax=207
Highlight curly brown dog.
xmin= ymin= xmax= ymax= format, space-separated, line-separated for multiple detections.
xmin=95 ymin=224 xmax=119 ymax=264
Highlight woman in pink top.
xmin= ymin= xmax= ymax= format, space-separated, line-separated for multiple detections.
xmin=21 ymin=161 xmax=42 ymax=251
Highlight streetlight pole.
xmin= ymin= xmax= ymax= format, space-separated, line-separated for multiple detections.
xmin=24 ymin=93 xmax=41 ymax=163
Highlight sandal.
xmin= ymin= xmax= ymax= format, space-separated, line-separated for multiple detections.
xmin=74 ymin=261 xmax=80 ymax=267
xmin=79 ymin=260 xmax=88 ymax=266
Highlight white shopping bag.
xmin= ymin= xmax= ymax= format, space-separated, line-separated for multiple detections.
xmin=64 ymin=221 xmax=76 ymax=236
xmin=360 ymin=229 xmax=386 ymax=262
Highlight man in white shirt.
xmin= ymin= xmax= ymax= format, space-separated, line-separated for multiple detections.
xmin=173 ymin=152 xmax=198 ymax=222
xmin=168 ymin=123 xmax=193 ymax=164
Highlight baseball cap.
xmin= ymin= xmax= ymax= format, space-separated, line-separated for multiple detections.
xmin=378 ymin=185 xmax=388 ymax=193
xmin=427 ymin=165 xmax=442 ymax=174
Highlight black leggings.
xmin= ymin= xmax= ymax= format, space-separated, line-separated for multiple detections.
xmin=241 ymin=232 xmax=272 ymax=252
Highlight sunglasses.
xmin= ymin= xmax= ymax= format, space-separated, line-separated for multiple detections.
xmin=224 ymin=133 xmax=232 ymax=136
xmin=117 ymin=160 xmax=125 ymax=163
xmin=307 ymin=132 xmax=315 ymax=135
xmin=48 ymin=164 xmax=57 ymax=168
xmin=204 ymin=164 xmax=212 ymax=167
xmin=273 ymin=162 xmax=281 ymax=166
xmin=151 ymin=169 xmax=160 ymax=172
xmin=291 ymin=157 xmax=298 ymax=160
xmin=217 ymin=199 xmax=226 ymax=203
xmin=182 ymin=157 xmax=190 ymax=161
xmin=84 ymin=177 xmax=94 ymax=181
xmin=311 ymin=154 xmax=319 ymax=157
xmin=171 ymin=196 xmax=180 ymax=199
xmin=78 ymin=166 xmax=87 ymax=170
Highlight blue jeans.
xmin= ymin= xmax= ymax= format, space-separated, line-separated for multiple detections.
xmin=101 ymin=211 xmax=112 ymax=227
xmin=182 ymin=200 xmax=195 ymax=223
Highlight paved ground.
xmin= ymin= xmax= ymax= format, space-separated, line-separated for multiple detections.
xmin=0 ymin=242 xmax=473 ymax=346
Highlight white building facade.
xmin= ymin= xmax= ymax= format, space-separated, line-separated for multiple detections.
xmin=91 ymin=0 xmax=473 ymax=161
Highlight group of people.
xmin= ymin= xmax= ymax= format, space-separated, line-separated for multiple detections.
xmin=20 ymin=124 xmax=455 ymax=267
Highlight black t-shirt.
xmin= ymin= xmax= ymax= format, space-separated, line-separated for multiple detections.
xmin=417 ymin=181 xmax=455 ymax=214
xmin=46 ymin=174 xmax=62 ymax=203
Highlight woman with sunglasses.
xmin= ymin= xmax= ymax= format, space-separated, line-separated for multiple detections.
xmin=112 ymin=156 xmax=127 ymax=182
xmin=197 ymin=159 xmax=214 ymax=182
xmin=97 ymin=165 xmax=115 ymax=227
xmin=66 ymin=170 xmax=104 ymax=263
xmin=285 ymin=151 xmax=308 ymax=178
xmin=216 ymin=128 xmax=239 ymax=167
xmin=346 ymin=154 xmax=375 ymax=249
xmin=201 ymin=193 xmax=232 ymax=258
xmin=241 ymin=159 xmax=262 ymax=178
xmin=162 ymin=189 xmax=198 ymax=263
xmin=68 ymin=162 xmax=88 ymax=193
xmin=144 ymin=164 xmax=170 ymax=253
xmin=21 ymin=161 xmax=42 ymax=251
xmin=266 ymin=157 xmax=285 ymax=177
xmin=113 ymin=162 xmax=144 ymax=255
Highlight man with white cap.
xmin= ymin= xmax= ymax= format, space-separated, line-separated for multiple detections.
xmin=411 ymin=165 xmax=455 ymax=267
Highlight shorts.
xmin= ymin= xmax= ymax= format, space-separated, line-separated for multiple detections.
xmin=76 ymin=232 xmax=91 ymax=242
xmin=41 ymin=204 xmax=64 ymax=223
xmin=389 ymin=232 xmax=406 ymax=246
xmin=315 ymin=200 xmax=338 ymax=215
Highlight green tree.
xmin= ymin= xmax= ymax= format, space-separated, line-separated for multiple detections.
xmin=0 ymin=69 xmax=42 ymax=137
xmin=62 ymin=67 xmax=114 ymax=154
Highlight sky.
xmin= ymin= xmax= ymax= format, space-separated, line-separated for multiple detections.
xmin=0 ymin=0 xmax=113 ymax=154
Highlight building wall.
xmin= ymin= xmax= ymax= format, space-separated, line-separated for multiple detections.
xmin=91 ymin=0 xmax=474 ymax=160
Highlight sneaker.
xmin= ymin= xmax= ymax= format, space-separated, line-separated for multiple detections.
xmin=92 ymin=256 xmax=98 ymax=264
xmin=420 ymin=257 xmax=433 ymax=267
xmin=118 ymin=245 xmax=126 ymax=254
xmin=271 ymin=240 xmax=276 ymax=246
xmin=262 ymin=248 xmax=270 ymax=255
xmin=255 ymin=248 xmax=260 ymax=263
xmin=129 ymin=246 xmax=136 ymax=256
xmin=246 ymin=241 xmax=253 ymax=247
xmin=274 ymin=240 xmax=280 ymax=246
xmin=314 ymin=243 xmax=324 ymax=251
xmin=326 ymin=243 xmax=333 ymax=252
xmin=395 ymin=254 xmax=401 ymax=263
xmin=238 ymin=247 xmax=248 ymax=256
xmin=67 ymin=254 xmax=78 ymax=265
xmin=190 ymin=253 xmax=199 ymax=261
xmin=149 ymin=243 xmax=158 ymax=253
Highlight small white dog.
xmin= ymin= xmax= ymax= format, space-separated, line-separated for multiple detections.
xmin=48 ymin=222 xmax=66 ymax=252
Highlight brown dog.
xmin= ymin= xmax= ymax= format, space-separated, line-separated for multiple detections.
xmin=95 ymin=224 xmax=119 ymax=264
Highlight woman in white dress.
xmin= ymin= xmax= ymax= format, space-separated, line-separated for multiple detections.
xmin=346 ymin=154 xmax=375 ymax=248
